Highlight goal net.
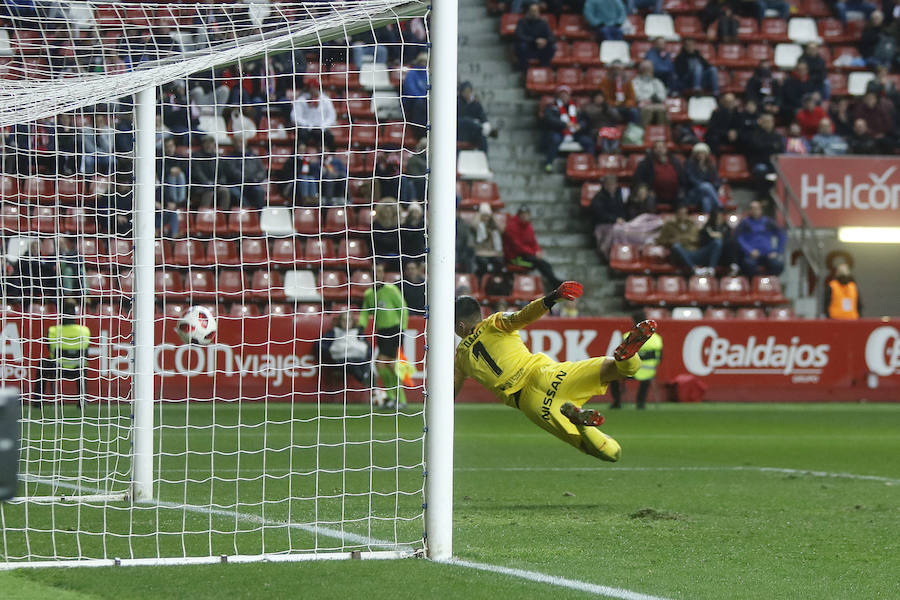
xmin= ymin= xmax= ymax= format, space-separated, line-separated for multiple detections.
xmin=0 ymin=0 xmax=439 ymax=566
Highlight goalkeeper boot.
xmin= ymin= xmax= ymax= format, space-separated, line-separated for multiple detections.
xmin=613 ymin=319 xmax=658 ymax=361
xmin=560 ymin=402 xmax=605 ymax=427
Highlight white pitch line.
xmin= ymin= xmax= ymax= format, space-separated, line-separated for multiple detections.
xmin=444 ymin=558 xmax=674 ymax=600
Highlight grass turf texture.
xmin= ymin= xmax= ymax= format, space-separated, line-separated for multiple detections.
xmin=4 ymin=402 xmax=900 ymax=599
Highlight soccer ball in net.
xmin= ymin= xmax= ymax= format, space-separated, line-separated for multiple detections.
xmin=176 ymin=306 xmax=218 ymax=346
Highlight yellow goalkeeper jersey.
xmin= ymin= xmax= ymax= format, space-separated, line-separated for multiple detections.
xmin=455 ymin=299 xmax=554 ymax=406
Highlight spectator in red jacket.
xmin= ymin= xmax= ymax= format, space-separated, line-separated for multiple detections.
xmin=795 ymin=93 xmax=826 ymax=137
xmin=502 ymin=206 xmax=563 ymax=289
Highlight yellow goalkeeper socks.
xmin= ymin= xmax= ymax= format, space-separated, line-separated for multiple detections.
xmin=615 ymin=354 xmax=641 ymax=379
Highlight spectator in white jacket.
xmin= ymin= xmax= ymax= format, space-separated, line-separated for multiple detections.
xmin=632 ymin=60 xmax=669 ymax=126
xmin=291 ymin=83 xmax=337 ymax=148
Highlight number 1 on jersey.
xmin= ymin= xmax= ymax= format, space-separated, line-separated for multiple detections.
xmin=472 ymin=341 xmax=503 ymax=376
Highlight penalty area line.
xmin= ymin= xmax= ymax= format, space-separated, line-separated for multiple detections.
xmin=444 ymin=558 xmax=674 ymax=600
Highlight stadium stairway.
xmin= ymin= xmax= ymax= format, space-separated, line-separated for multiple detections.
xmin=457 ymin=0 xmax=618 ymax=315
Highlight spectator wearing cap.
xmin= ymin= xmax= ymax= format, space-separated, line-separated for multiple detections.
xmin=741 ymin=113 xmax=785 ymax=194
xmin=540 ymin=85 xmax=595 ymax=172
xmin=795 ymin=93 xmax=827 ymax=138
xmin=514 ymin=3 xmax=556 ymax=71
xmin=851 ymin=91 xmax=897 ymax=151
xmin=810 ymin=118 xmax=848 ymax=155
xmin=673 ymin=38 xmax=719 ymax=96
xmin=645 ymin=37 xmax=677 ymax=91
xmin=632 ymin=60 xmax=668 ymax=126
xmin=291 ymin=82 xmax=337 ymax=148
xmin=735 ymin=199 xmax=785 ymax=276
xmin=584 ymin=0 xmax=627 ymax=40
xmin=503 ymin=206 xmax=563 ymax=289
xmin=599 ymin=60 xmax=638 ymax=123
xmin=458 ymin=81 xmax=495 ymax=153
xmin=704 ymin=93 xmax=741 ymax=155
xmin=634 ymin=140 xmax=685 ymax=208
xmin=847 ymin=118 xmax=881 ymax=154
xmin=684 ymin=143 xmax=723 ymax=214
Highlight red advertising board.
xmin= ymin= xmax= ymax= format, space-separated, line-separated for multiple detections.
xmin=3 ymin=315 xmax=900 ymax=403
xmin=778 ymin=155 xmax=900 ymax=228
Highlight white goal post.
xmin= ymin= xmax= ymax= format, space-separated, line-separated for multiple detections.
xmin=0 ymin=0 xmax=455 ymax=567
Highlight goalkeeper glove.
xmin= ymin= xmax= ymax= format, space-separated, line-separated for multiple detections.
xmin=544 ymin=281 xmax=583 ymax=308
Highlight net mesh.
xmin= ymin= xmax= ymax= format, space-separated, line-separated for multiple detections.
xmin=0 ymin=0 xmax=431 ymax=564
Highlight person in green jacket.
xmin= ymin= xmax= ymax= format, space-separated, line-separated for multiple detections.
xmin=32 ymin=300 xmax=91 ymax=411
xmin=610 ymin=313 xmax=662 ymax=410
xmin=359 ymin=263 xmax=409 ymax=409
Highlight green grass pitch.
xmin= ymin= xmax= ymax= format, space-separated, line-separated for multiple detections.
xmin=3 ymin=402 xmax=900 ymax=599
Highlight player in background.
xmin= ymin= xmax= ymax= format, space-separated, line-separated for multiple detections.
xmin=31 ymin=300 xmax=91 ymax=412
xmin=359 ymin=263 xmax=409 ymax=408
xmin=454 ymin=282 xmax=657 ymax=461
xmin=609 ymin=312 xmax=663 ymax=410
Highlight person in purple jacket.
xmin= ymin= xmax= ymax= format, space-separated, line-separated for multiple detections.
xmin=735 ymin=200 xmax=786 ymax=276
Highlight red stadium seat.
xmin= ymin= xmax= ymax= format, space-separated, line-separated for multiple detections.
xmin=551 ymin=41 xmax=573 ymax=67
xmin=597 ymin=153 xmax=629 ymax=179
xmin=271 ymin=238 xmax=304 ymax=267
xmin=752 ymin=275 xmax=787 ymax=306
xmin=206 ymin=239 xmax=240 ymax=266
xmin=746 ymin=43 xmax=774 ymax=64
xmin=555 ymin=67 xmax=585 ymax=92
xmin=469 ymin=181 xmax=500 ymax=204
xmin=32 ymin=205 xmax=57 ymax=234
xmin=349 ymin=270 xmax=374 ymax=301
xmin=302 ymin=238 xmax=338 ymax=266
xmin=248 ymin=270 xmax=285 ymax=301
xmin=323 ymin=207 xmax=350 ymax=233
xmin=769 ymin=306 xmax=796 ymax=320
xmin=584 ymin=67 xmax=608 ymax=89
xmin=609 ymin=244 xmax=643 ymax=273
xmin=570 ymin=41 xmax=602 ymax=66
xmin=719 ymin=154 xmax=750 ymax=183
xmin=643 ymin=307 xmax=670 ymax=320
xmin=481 ymin=273 xmax=513 ymax=305
xmin=511 ymin=274 xmax=544 ymax=304
xmin=229 ymin=303 xmax=260 ymax=318
xmin=737 ymin=17 xmax=758 ymax=40
xmin=294 ymin=207 xmax=321 ymax=235
xmin=717 ymin=43 xmax=748 ymax=68
xmin=674 ymin=16 xmax=703 ymax=39
xmin=162 ymin=303 xmax=189 ymax=319
xmin=641 ymin=244 xmax=679 ymax=274
xmin=227 ymin=208 xmax=262 ymax=236
xmin=556 ymin=14 xmax=590 ymax=39
xmin=802 ymin=0 xmax=831 ymax=17
xmin=656 ymin=275 xmax=690 ymax=306
xmin=455 ymin=273 xmax=482 ymax=300
xmin=155 ymin=270 xmax=184 ymax=299
xmin=760 ymin=18 xmax=788 ymax=42
xmin=194 ymin=207 xmax=226 ymax=237
xmin=338 ymin=238 xmax=371 ymax=269
xmin=0 ymin=203 xmax=26 ymax=233
xmin=217 ymin=270 xmax=245 ymax=300
xmin=264 ymin=303 xmax=291 ymax=316
xmin=184 ymin=270 xmax=216 ymax=300
xmin=63 ymin=206 xmax=98 ymax=235
xmin=736 ymin=307 xmax=766 ymax=319
xmin=110 ymin=238 xmax=132 ymax=267
xmin=78 ymin=237 xmax=106 ymax=266
xmin=625 ymin=275 xmax=657 ymax=305
xmin=321 ymin=270 xmax=349 ymax=302
xmin=173 ymin=239 xmax=206 ymax=268
xmin=580 ymin=181 xmax=603 ymax=208
xmin=240 ymin=238 xmax=269 ymax=266
xmin=718 ymin=275 xmax=752 ymax=306
xmin=687 ymin=275 xmax=720 ymax=305
xmin=566 ymin=153 xmax=597 ymax=181
xmin=665 ymin=97 xmax=688 ymax=122
xmin=525 ymin=67 xmax=555 ymax=95
xmin=499 ymin=13 xmax=521 ymax=37
xmin=84 ymin=271 xmax=112 ymax=297
xmin=704 ymin=307 xmax=734 ymax=320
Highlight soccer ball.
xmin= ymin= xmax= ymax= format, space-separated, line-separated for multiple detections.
xmin=176 ymin=306 xmax=217 ymax=345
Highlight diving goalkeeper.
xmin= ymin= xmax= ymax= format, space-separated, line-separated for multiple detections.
xmin=454 ymin=282 xmax=657 ymax=462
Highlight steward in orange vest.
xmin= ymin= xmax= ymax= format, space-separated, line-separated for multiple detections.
xmin=824 ymin=263 xmax=861 ymax=320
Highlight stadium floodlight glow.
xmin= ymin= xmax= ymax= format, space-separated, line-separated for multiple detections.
xmin=838 ymin=227 xmax=900 ymax=244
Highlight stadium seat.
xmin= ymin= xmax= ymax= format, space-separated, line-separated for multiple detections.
xmin=32 ymin=205 xmax=56 ymax=234
xmin=271 ymin=237 xmax=304 ymax=267
xmin=499 ymin=13 xmax=521 ymax=37
xmin=570 ymin=41 xmax=602 ymax=66
xmin=526 ymin=67 xmax=555 ymax=95
xmin=194 ymin=207 xmax=226 ymax=237
xmin=566 ymin=153 xmax=597 ymax=181
xmin=358 ymin=62 xmax=393 ymax=91
xmin=468 ymin=181 xmax=501 ymax=207
xmin=736 ymin=307 xmax=766 ymax=319
xmin=184 ymin=270 xmax=216 ymax=300
xmin=581 ymin=181 xmax=603 ymax=208
xmin=761 ymin=18 xmax=789 ymax=42
xmin=248 ymin=270 xmax=286 ymax=302
xmin=0 ymin=204 xmax=26 ymax=233
xmin=217 ymin=270 xmax=245 ymax=300
xmin=644 ymin=14 xmax=679 ymax=40
xmin=827 ymin=72 xmax=848 ymax=96
xmin=640 ymin=244 xmax=679 ymax=274
xmin=84 ymin=271 xmax=113 ymax=297
xmin=355 ymin=207 xmax=376 ymax=233
xmin=555 ymin=67 xmax=585 ymax=93
xmin=774 ymin=43 xmax=802 ymax=69
xmin=687 ymin=96 xmax=717 ymax=123
xmin=718 ymin=275 xmax=752 ymax=306
xmin=237 ymin=238 xmax=268 ymax=266
xmin=64 ymin=206 xmax=98 ymax=235
xmin=338 ymin=238 xmax=371 ymax=269
xmin=719 ymin=154 xmax=751 ymax=183
xmin=788 ymin=18 xmax=821 ymax=44
xmin=556 ymin=14 xmax=590 ymax=39
xmin=596 ymin=153 xmax=629 ymax=179
xmin=455 ymin=273 xmax=482 ymax=300
xmin=155 ymin=270 xmax=184 ymax=298
xmin=802 ymin=0 xmax=831 ymax=18
xmin=643 ymin=307 xmax=670 ymax=320
xmin=656 ymin=275 xmax=690 ymax=305
xmin=301 ymin=238 xmax=338 ymax=267
xmin=229 ymin=303 xmax=260 ymax=318
xmin=704 ymin=307 xmax=734 ymax=320
xmin=769 ymin=306 xmax=796 ymax=320
xmin=671 ymin=306 xmax=702 ymax=319
xmin=609 ymin=244 xmax=643 ymax=273
xmin=511 ymin=274 xmax=544 ymax=304
xmin=817 ymin=18 xmax=854 ymax=44
xmin=260 ymin=206 xmax=296 ymax=236
xmin=831 ymin=46 xmax=862 ymax=70
xmin=630 ymin=40 xmax=652 ymax=62
xmin=320 ymin=270 xmax=349 ymax=302
xmin=78 ymin=237 xmax=105 ymax=266
xmin=481 ymin=273 xmax=513 ymax=305
xmin=600 ymin=40 xmax=630 ymax=65
xmin=264 ymin=303 xmax=291 ymax=316
xmin=227 ymin=208 xmax=262 ymax=236
xmin=457 ymin=150 xmax=493 ymax=180
xmin=746 ymin=43 xmax=774 ymax=65
xmin=110 ymin=238 xmax=132 ymax=267
xmin=664 ymin=97 xmax=688 ymax=122
xmin=162 ymin=303 xmax=188 ymax=319
xmin=752 ymin=275 xmax=788 ymax=306
xmin=284 ymin=270 xmax=321 ymax=303
xmin=736 ymin=17 xmax=758 ymax=40
xmin=848 ymin=71 xmax=875 ymax=96
xmin=625 ymin=275 xmax=657 ymax=305
xmin=323 ymin=207 xmax=351 ymax=234
xmin=687 ymin=275 xmax=719 ymax=305
xmin=293 ymin=207 xmax=320 ymax=235
xmin=674 ymin=16 xmax=703 ymax=39
xmin=349 ymin=270 xmax=374 ymax=301
xmin=551 ymin=41 xmax=573 ymax=67
xmin=717 ymin=43 xmax=747 ymax=68
xmin=204 ymin=239 xmax=239 ymax=267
